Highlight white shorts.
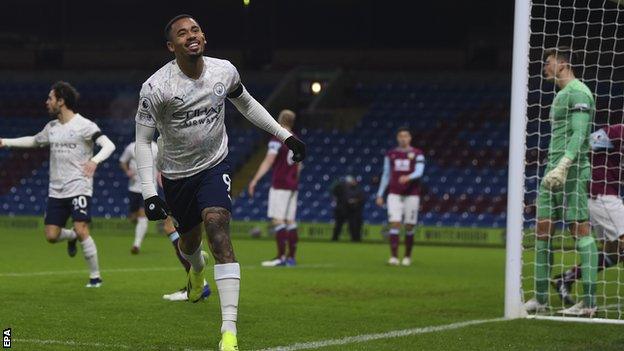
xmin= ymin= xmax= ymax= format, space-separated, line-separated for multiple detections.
xmin=268 ymin=187 xmax=298 ymax=221
xmin=589 ymin=195 xmax=624 ymax=242
xmin=387 ymin=194 xmax=420 ymax=225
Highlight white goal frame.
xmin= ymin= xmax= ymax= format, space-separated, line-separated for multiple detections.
xmin=505 ymin=0 xmax=624 ymax=325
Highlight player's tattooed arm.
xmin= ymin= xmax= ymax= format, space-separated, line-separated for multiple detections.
xmin=202 ymin=207 xmax=236 ymax=263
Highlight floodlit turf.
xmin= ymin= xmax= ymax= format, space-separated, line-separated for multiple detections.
xmin=1 ymin=227 xmax=623 ymax=350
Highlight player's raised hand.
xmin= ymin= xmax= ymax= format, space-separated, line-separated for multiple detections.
xmin=285 ymin=135 xmax=306 ymax=162
xmin=83 ymin=160 xmax=98 ymax=178
xmin=144 ymin=195 xmax=170 ymax=221
xmin=248 ymin=179 xmax=257 ymax=197
xmin=375 ymin=196 xmax=385 ymax=207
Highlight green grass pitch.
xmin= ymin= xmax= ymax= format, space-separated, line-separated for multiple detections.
xmin=1 ymin=226 xmax=623 ymax=350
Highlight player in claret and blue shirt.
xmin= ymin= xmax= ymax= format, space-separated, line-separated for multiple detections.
xmin=248 ymin=110 xmax=302 ymax=267
xmin=376 ymin=127 xmax=425 ymax=267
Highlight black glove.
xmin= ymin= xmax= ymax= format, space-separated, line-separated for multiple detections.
xmin=144 ymin=195 xmax=170 ymax=221
xmin=285 ymin=135 xmax=306 ymax=162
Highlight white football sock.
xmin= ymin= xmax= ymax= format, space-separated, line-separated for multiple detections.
xmin=214 ymin=263 xmax=240 ymax=335
xmin=179 ymin=243 xmax=205 ymax=272
xmin=57 ymin=228 xmax=77 ymax=242
xmin=133 ymin=217 xmax=148 ymax=248
xmin=80 ymin=236 xmax=100 ymax=279
xmin=168 ymin=231 xmax=180 ymax=242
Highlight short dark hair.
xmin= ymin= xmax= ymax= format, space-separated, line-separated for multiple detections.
xmin=51 ymin=81 xmax=79 ymax=110
xmin=164 ymin=14 xmax=195 ymax=41
xmin=396 ymin=126 xmax=412 ymax=135
xmin=544 ymin=46 xmax=579 ymax=72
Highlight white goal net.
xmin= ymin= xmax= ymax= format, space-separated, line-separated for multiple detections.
xmin=507 ymin=0 xmax=624 ymax=323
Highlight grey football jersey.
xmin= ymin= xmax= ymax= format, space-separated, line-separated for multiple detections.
xmin=135 ymin=56 xmax=241 ymax=180
xmin=119 ymin=141 xmax=159 ymax=193
xmin=34 ymin=114 xmax=101 ymax=198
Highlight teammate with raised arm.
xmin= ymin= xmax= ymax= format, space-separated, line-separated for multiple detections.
xmin=248 ymin=109 xmax=302 ymax=267
xmin=552 ymin=124 xmax=624 ymax=311
xmin=0 ymin=81 xmax=116 ymax=287
xmin=524 ymin=47 xmax=598 ymax=317
xmin=375 ymin=127 xmax=425 ymax=266
xmin=135 ymin=15 xmax=305 ymax=350
xmin=119 ymin=141 xmax=211 ymax=301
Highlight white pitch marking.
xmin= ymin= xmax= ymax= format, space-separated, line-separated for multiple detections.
xmin=256 ymin=317 xmax=508 ymax=351
xmin=0 ymin=264 xmax=334 ymax=277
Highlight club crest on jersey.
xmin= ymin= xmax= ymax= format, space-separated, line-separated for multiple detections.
xmin=408 ymin=152 xmax=415 ymax=160
xmin=214 ymin=82 xmax=226 ymax=97
xmin=140 ymin=97 xmax=151 ymax=111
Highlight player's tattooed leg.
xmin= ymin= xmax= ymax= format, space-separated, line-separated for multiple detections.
xmin=202 ymin=207 xmax=236 ymax=264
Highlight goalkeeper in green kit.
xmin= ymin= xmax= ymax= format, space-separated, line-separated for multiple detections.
xmin=524 ymin=47 xmax=598 ymax=317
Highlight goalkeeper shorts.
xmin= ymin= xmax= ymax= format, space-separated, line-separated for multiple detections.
xmin=536 ymin=166 xmax=589 ymax=222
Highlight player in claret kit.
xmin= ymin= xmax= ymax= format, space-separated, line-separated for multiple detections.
xmin=119 ymin=141 xmax=211 ymax=301
xmin=375 ymin=127 xmax=425 ymax=266
xmin=524 ymin=47 xmax=598 ymax=317
xmin=248 ymin=109 xmax=302 ymax=267
xmin=552 ymin=124 xmax=624 ymax=311
xmin=134 ymin=15 xmax=305 ymax=350
xmin=0 ymin=81 xmax=116 ymax=288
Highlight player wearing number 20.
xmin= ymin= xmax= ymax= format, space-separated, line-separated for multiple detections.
xmin=525 ymin=47 xmax=598 ymax=317
xmin=0 ymin=81 xmax=116 ymax=288
xmin=134 ymin=14 xmax=306 ymax=351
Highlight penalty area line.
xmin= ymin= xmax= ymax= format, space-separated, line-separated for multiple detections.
xmin=256 ymin=317 xmax=508 ymax=351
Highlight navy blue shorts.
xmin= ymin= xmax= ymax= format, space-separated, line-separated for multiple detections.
xmin=128 ymin=191 xmax=144 ymax=213
xmin=162 ymin=159 xmax=232 ymax=234
xmin=44 ymin=195 xmax=92 ymax=227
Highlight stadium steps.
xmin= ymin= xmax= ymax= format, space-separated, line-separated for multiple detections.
xmin=230 ymin=139 xmax=267 ymax=198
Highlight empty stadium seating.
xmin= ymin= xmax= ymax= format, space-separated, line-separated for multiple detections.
xmin=234 ymin=80 xmax=511 ymax=227
xmin=0 ymin=78 xmax=511 ymax=228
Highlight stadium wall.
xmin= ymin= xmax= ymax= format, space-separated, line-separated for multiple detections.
xmin=0 ymin=216 xmax=505 ymax=247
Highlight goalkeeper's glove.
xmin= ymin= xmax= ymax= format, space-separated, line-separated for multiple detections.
xmin=542 ymin=156 xmax=573 ymax=191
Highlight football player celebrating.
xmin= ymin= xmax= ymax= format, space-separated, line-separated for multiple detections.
xmin=135 ymin=15 xmax=305 ymax=350
xmin=0 ymin=81 xmax=116 ymax=287
xmin=376 ymin=127 xmax=425 ymax=266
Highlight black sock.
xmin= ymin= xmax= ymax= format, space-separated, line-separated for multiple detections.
xmin=563 ymin=251 xmax=616 ymax=284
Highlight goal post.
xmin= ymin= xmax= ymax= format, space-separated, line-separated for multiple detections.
xmin=506 ymin=0 xmax=624 ymax=323
xmin=505 ymin=0 xmax=531 ymax=320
